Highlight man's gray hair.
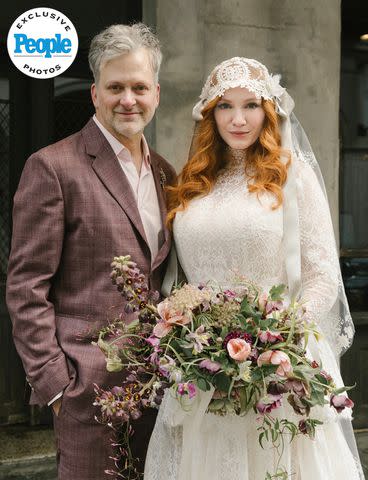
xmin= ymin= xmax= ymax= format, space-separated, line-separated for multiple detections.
xmin=88 ymin=23 xmax=162 ymax=84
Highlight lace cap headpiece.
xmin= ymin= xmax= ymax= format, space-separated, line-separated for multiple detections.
xmin=192 ymin=57 xmax=287 ymax=121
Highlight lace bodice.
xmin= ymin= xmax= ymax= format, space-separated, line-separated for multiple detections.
xmin=174 ymin=159 xmax=286 ymax=289
xmin=175 ymin=158 xmax=339 ymax=322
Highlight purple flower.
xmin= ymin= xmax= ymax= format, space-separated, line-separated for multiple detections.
xmin=223 ymin=289 xmax=237 ymax=300
xmin=257 ymin=329 xmax=283 ymax=344
xmin=298 ymin=419 xmax=308 ymax=435
xmin=187 ymin=383 xmax=197 ymax=399
xmin=177 ymin=382 xmax=197 ymax=399
xmin=320 ymin=370 xmax=333 ymax=382
xmin=287 ymin=393 xmax=310 ymax=415
xmin=146 ymin=336 xmax=163 ymax=366
xmin=158 ymin=355 xmax=175 ymax=378
xmin=124 ymin=303 xmax=137 ymax=313
xmin=130 ymin=409 xmax=142 ymax=420
xmin=111 ymin=386 xmax=124 ymax=396
xmin=147 ymin=347 xmax=162 ymax=366
xmin=330 ymin=394 xmax=354 ymax=413
xmin=177 ymin=384 xmax=185 ymax=395
xmin=148 ymin=290 xmax=160 ymax=303
xmin=258 ymin=292 xmax=284 ymax=315
xmin=249 ymin=346 xmax=259 ymax=364
xmin=146 ymin=336 xmax=160 ymax=347
xmin=256 ymin=394 xmax=282 ymax=414
xmin=199 ymin=359 xmax=221 ymax=373
xmin=284 ymin=379 xmax=308 ymax=398
xmin=267 ymin=381 xmax=288 ymax=395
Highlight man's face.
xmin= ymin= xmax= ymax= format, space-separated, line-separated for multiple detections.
xmin=91 ymin=48 xmax=160 ymax=143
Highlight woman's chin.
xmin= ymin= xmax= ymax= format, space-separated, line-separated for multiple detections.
xmin=226 ymin=139 xmax=250 ymax=150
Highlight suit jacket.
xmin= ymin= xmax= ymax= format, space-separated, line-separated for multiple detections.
xmin=6 ymin=118 xmax=176 ymax=423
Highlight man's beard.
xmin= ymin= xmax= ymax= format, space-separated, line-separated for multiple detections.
xmin=111 ymin=114 xmax=145 ymax=138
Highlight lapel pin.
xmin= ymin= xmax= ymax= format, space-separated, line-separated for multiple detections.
xmin=159 ymin=168 xmax=167 ymax=190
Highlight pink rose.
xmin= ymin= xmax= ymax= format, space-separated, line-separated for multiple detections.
xmin=257 ymin=350 xmax=292 ymax=377
xmin=157 ymin=300 xmax=192 ymax=326
xmin=227 ymin=338 xmax=252 ymax=362
xmin=153 ymin=300 xmax=192 ymax=338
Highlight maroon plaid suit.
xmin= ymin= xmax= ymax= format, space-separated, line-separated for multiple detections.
xmin=6 ymin=118 xmax=176 ymax=479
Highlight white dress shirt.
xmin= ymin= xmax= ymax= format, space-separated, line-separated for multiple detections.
xmin=93 ymin=115 xmax=163 ymax=262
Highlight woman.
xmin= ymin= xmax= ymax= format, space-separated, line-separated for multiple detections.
xmin=144 ymin=58 xmax=364 ymax=479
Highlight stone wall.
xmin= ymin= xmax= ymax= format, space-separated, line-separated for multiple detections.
xmin=144 ymin=0 xmax=341 ymax=230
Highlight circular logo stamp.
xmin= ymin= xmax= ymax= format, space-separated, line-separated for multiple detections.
xmin=7 ymin=8 xmax=78 ymax=79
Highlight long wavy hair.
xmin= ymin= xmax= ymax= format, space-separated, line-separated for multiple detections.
xmin=166 ymin=96 xmax=291 ymax=228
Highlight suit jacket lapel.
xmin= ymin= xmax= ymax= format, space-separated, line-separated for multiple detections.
xmin=82 ymin=119 xmax=149 ymax=247
xmin=150 ymin=151 xmax=171 ymax=271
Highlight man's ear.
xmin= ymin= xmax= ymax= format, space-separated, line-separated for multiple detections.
xmin=91 ymin=83 xmax=98 ymax=109
xmin=156 ymin=83 xmax=160 ymax=107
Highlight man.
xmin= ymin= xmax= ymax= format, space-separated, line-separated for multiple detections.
xmin=6 ymin=23 xmax=176 ymax=479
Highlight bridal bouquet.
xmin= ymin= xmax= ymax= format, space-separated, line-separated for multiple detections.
xmin=94 ymin=255 xmax=354 ymax=480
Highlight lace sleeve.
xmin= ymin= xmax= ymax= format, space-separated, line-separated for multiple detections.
xmin=296 ymin=161 xmax=340 ymax=324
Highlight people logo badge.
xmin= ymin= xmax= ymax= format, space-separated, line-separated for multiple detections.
xmin=7 ymin=8 xmax=78 ymax=79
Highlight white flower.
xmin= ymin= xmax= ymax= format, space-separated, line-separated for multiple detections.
xmin=235 ymin=361 xmax=252 ymax=382
xmin=169 ymin=368 xmax=183 ymax=383
xmin=267 ymin=74 xmax=285 ymax=99
xmin=185 ymin=325 xmax=211 ymax=354
xmin=106 ymin=353 xmax=123 ymax=372
xmin=152 ymin=381 xmax=162 ymax=391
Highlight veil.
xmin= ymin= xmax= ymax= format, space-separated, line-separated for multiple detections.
xmin=277 ymin=90 xmax=354 ymax=359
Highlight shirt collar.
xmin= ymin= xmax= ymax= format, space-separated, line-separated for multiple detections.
xmin=93 ymin=114 xmax=151 ymax=165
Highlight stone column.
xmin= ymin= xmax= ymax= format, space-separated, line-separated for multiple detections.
xmin=144 ymin=0 xmax=341 ymax=230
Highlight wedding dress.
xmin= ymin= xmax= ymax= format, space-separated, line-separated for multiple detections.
xmin=144 ymin=156 xmax=364 ymax=480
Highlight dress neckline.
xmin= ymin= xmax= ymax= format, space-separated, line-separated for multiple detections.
xmin=224 ymin=146 xmax=247 ymax=169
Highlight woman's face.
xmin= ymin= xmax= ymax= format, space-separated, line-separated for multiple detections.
xmin=213 ymin=87 xmax=265 ymax=150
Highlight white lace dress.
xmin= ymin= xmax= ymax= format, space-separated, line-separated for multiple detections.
xmin=144 ymin=159 xmax=364 ymax=480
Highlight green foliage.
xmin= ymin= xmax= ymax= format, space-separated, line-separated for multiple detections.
xmin=240 ymin=297 xmax=262 ymax=321
xmin=332 ymin=384 xmax=356 ymax=395
xmin=209 ymin=399 xmax=226 ymax=411
xmin=212 ymin=372 xmax=232 ymax=392
xmin=220 ymin=326 xmax=229 ymax=338
xmin=269 ymin=284 xmax=286 ymax=301
xmin=195 ymin=312 xmax=213 ymax=328
xmin=197 ymin=376 xmax=211 ymax=392
xmin=258 ymin=415 xmax=301 ymax=480
xmin=251 ymin=365 xmax=278 ymax=381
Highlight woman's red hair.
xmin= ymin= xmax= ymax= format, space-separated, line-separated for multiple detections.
xmin=166 ymin=97 xmax=291 ymax=228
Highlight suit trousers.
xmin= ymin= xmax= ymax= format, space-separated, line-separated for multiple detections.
xmin=53 ymin=405 xmax=157 ymax=479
